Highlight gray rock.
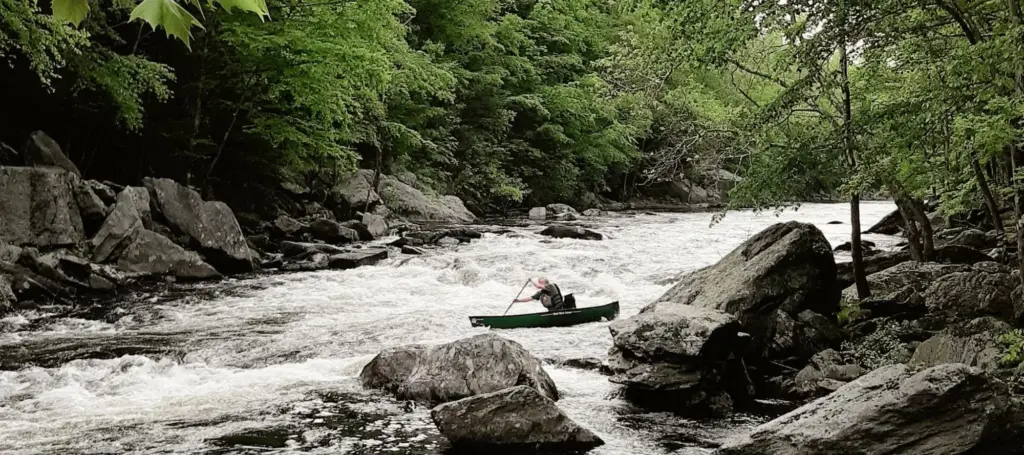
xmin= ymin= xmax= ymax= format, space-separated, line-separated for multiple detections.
xmin=608 ymin=305 xmax=738 ymax=390
xmin=329 ymin=169 xmax=381 ymax=215
xmin=279 ymin=241 xmax=348 ymax=259
xmin=401 ymin=245 xmax=425 ymax=255
xmin=864 ymin=208 xmax=903 ymax=235
xmin=72 ymin=179 xmax=108 ymax=234
xmin=545 ymin=203 xmax=579 ymax=217
xmin=17 ymin=249 xmax=118 ymax=291
xmin=120 ymin=186 xmax=152 ymax=229
xmin=1 ymin=274 xmax=15 ymax=311
xmin=608 ymin=222 xmax=838 ymax=412
xmin=361 ymin=212 xmax=388 ymax=238
xmin=431 ymin=386 xmax=603 ymax=451
xmin=23 ymin=131 xmax=81 ymax=177
xmin=378 ymin=175 xmax=475 ymax=223
xmin=0 ymin=243 xmax=23 ymax=263
xmin=91 ymin=189 xmax=146 ymax=263
xmin=143 ymin=177 xmax=252 ymax=272
xmin=529 ymin=207 xmax=546 ymax=220
xmin=85 ymin=180 xmax=117 ymax=205
xmin=273 ymin=215 xmax=306 ymax=238
xmin=582 ymin=208 xmax=602 ymax=217
xmin=116 ymin=230 xmax=221 ymax=280
xmin=437 ymin=237 xmax=460 ymax=246
xmin=340 ymin=220 xmax=375 ymax=241
xmin=842 ymin=261 xmax=969 ymax=302
xmin=539 ymin=225 xmax=603 ymax=240
xmin=360 ymin=333 xmax=558 ymax=403
xmin=922 ymin=262 xmax=1016 ymax=322
xmin=281 ymin=253 xmax=330 ymax=272
xmin=910 ymin=317 xmax=1011 ymax=373
xmin=0 ymin=167 xmax=85 ymax=247
xmin=328 ymin=248 xmax=388 ymax=269
xmin=718 ymin=364 xmax=1011 ymax=455
xmin=308 ymin=218 xmax=359 ymax=244
xmin=947 ymin=228 xmax=996 ymax=250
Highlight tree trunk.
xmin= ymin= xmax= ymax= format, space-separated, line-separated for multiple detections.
xmin=895 ymin=196 xmax=923 ymax=262
xmin=365 ymin=141 xmax=383 ymax=215
xmin=972 ymin=157 xmax=1005 ymax=234
xmin=839 ymin=29 xmax=870 ymax=298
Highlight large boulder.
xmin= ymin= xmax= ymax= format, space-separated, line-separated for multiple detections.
xmin=539 ymin=225 xmax=603 ymax=240
xmin=910 ymin=317 xmax=1010 ymax=373
xmin=0 ymin=167 xmax=85 ymax=247
xmin=91 ymin=189 xmax=145 ymax=263
xmin=836 ymin=251 xmax=911 ymax=290
xmin=85 ymin=180 xmax=117 ymax=205
xmin=308 ymin=218 xmax=359 ymax=244
xmin=529 ymin=207 xmax=546 ymax=220
xmin=23 ymin=131 xmax=81 ymax=177
xmin=545 ymin=203 xmax=579 ymax=218
xmin=272 ymin=215 xmax=306 ymax=238
xmin=946 ymin=228 xmax=997 ymax=250
xmin=329 ymin=169 xmax=381 ymax=216
xmin=72 ymin=179 xmax=108 ymax=235
xmin=431 ymin=386 xmax=603 ymax=452
xmin=864 ymin=208 xmax=903 ymax=235
xmin=116 ymin=230 xmax=221 ymax=280
xmin=922 ymin=262 xmax=1017 ymax=323
xmin=331 ymin=171 xmax=475 ymax=223
xmin=842 ymin=261 xmax=969 ymax=302
xmin=360 ymin=333 xmax=558 ymax=403
xmin=717 ymin=364 xmax=1013 ymax=455
xmin=361 ymin=212 xmax=388 ymax=238
xmin=608 ymin=222 xmax=839 ymax=411
xmin=143 ymin=177 xmax=253 ymax=273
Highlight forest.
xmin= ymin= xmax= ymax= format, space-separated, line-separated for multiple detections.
xmin=4 ymin=0 xmax=1024 ymax=286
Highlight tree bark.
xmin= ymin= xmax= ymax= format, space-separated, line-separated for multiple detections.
xmin=972 ymin=157 xmax=1005 ymax=234
xmin=839 ymin=22 xmax=870 ymax=298
xmin=895 ymin=196 xmax=923 ymax=262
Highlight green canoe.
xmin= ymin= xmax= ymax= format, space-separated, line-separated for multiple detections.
xmin=469 ymin=301 xmax=620 ymax=329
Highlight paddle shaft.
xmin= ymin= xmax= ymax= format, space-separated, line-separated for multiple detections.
xmin=502 ymin=279 xmax=532 ymax=315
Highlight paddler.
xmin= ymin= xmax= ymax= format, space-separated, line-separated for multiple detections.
xmin=512 ymin=277 xmax=574 ymax=311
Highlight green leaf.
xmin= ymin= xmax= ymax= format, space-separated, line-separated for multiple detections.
xmin=212 ymin=0 xmax=269 ymax=19
xmin=52 ymin=0 xmax=90 ymax=26
xmin=129 ymin=0 xmax=205 ymax=49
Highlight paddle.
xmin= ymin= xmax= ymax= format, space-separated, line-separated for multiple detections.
xmin=502 ymin=278 xmax=532 ymax=315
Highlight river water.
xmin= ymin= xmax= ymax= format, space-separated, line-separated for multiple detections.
xmin=0 ymin=202 xmax=899 ymax=455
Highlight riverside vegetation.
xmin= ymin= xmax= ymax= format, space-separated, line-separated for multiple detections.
xmin=7 ymin=0 xmax=1024 ymax=453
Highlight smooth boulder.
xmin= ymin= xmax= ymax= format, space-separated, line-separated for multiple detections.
xmin=539 ymin=226 xmax=603 ymax=241
xmin=116 ymin=230 xmax=220 ymax=280
xmin=0 ymin=167 xmax=85 ymax=247
xmin=23 ymin=131 xmax=81 ymax=177
xmin=143 ymin=177 xmax=253 ymax=272
xmin=431 ymin=386 xmax=603 ymax=451
xmin=529 ymin=207 xmax=546 ymax=220
xmin=360 ymin=333 xmax=558 ymax=403
xmin=308 ymin=218 xmax=359 ymax=243
xmin=718 ymin=363 xmax=1012 ymax=455
xmin=608 ymin=222 xmax=839 ymax=411
xmin=361 ymin=212 xmax=388 ymax=239
xmin=864 ymin=208 xmax=903 ymax=235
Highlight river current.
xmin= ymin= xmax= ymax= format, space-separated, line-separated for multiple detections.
xmin=0 ymin=202 xmax=899 ymax=454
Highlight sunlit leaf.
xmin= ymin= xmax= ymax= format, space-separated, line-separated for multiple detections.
xmin=129 ymin=0 xmax=205 ymax=49
xmin=52 ymin=0 xmax=90 ymax=26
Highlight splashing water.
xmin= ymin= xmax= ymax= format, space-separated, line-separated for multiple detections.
xmin=0 ymin=202 xmax=898 ymax=454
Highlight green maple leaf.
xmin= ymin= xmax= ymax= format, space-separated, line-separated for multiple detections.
xmin=130 ymin=0 xmax=205 ymax=49
xmin=212 ymin=0 xmax=270 ymax=19
xmin=52 ymin=0 xmax=90 ymax=26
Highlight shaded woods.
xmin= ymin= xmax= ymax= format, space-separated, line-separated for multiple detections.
xmin=5 ymin=0 xmax=1024 ymax=289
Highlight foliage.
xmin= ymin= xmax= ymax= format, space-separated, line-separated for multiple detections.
xmin=1000 ymin=329 xmax=1024 ymax=368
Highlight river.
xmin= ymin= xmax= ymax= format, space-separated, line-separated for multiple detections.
xmin=0 ymin=202 xmax=899 ymax=454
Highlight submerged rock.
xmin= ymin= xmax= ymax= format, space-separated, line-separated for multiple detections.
xmin=279 ymin=241 xmax=348 ymax=259
xmin=608 ymin=222 xmax=839 ymax=413
xmin=328 ymin=249 xmax=388 ymax=269
xmin=143 ymin=177 xmax=254 ymax=273
xmin=360 ymin=333 xmax=558 ymax=403
xmin=539 ymin=225 xmax=603 ymax=240
xmin=718 ymin=363 xmax=1013 ymax=455
xmin=0 ymin=167 xmax=85 ymax=247
xmin=431 ymin=386 xmax=603 ymax=451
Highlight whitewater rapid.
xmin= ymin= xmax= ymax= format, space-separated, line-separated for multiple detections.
xmin=0 ymin=202 xmax=898 ymax=454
